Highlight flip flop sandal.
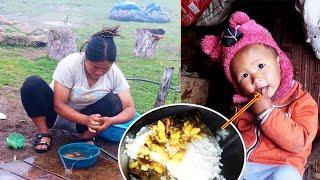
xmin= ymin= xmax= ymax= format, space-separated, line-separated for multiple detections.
xmin=33 ymin=133 xmax=52 ymax=153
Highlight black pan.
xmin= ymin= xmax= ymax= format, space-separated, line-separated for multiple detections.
xmin=118 ymin=103 xmax=246 ymax=180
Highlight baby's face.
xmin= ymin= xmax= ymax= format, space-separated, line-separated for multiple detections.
xmin=230 ymin=44 xmax=281 ymax=98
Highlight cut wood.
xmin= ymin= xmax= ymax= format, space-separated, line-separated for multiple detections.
xmin=133 ymin=28 xmax=165 ymax=58
xmin=0 ymin=32 xmax=46 ymax=48
xmin=181 ymin=75 xmax=210 ymax=105
xmin=47 ymin=29 xmax=77 ymax=61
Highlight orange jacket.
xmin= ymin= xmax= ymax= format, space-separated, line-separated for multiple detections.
xmin=235 ymin=82 xmax=318 ymax=175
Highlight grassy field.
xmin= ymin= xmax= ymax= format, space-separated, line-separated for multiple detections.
xmin=0 ymin=0 xmax=181 ymax=113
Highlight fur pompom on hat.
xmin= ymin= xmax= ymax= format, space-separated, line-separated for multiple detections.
xmin=201 ymin=11 xmax=294 ymax=103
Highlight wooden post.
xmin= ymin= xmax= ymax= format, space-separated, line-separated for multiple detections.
xmin=133 ymin=28 xmax=165 ymax=59
xmin=47 ymin=29 xmax=77 ymax=61
xmin=154 ymin=67 xmax=174 ymax=107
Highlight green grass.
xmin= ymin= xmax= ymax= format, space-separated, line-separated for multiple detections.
xmin=0 ymin=47 xmax=57 ymax=86
xmin=4 ymin=24 xmax=20 ymax=33
xmin=0 ymin=0 xmax=181 ymax=113
xmin=0 ymin=0 xmax=181 ymax=60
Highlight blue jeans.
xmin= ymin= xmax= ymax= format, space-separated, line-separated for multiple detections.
xmin=241 ymin=162 xmax=302 ymax=180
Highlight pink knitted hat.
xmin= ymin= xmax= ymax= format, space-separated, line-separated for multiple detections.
xmin=201 ymin=11 xmax=294 ymax=103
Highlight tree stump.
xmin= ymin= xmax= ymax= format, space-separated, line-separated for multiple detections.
xmin=133 ymin=28 xmax=165 ymax=59
xmin=154 ymin=67 xmax=174 ymax=107
xmin=47 ymin=29 xmax=77 ymax=61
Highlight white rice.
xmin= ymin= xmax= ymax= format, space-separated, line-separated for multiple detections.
xmin=125 ymin=127 xmax=225 ymax=180
xmin=125 ymin=127 xmax=154 ymax=159
xmin=166 ymin=134 xmax=224 ymax=180
xmin=216 ymin=128 xmax=230 ymax=142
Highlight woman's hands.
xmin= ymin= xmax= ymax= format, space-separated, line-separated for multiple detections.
xmin=87 ymin=114 xmax=102 ymax=133
xmin=87 ymin=114 xmax=113 ymax=133
xmin=251 ymin=88 xmax=273 ymax=115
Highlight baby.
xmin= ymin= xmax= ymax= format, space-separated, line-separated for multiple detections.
xmin=201 ymin=11 xmax=318 ymax=180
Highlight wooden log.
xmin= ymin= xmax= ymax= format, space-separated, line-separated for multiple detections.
xmin=154 ymin=67 xmax=174 ymax=107
xmin=133 ymin=28 xmax=165 ymax=59
xmin=0 ymin=32 xmax=46 ymax=47
xmin=181 ymin=75 xmax=210 ymax=105
xmin=47 ymin=29 xmax=77 ymax=61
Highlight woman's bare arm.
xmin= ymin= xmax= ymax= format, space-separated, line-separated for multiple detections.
xmin=53 ymin=80 xmax=89 ymax=126
xmin=98 ymin=89 xmax=136 ymax=131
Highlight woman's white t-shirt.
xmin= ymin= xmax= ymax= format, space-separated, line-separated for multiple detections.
xmin=49 ymin=52 xmax=129 ymax=132
xmin=49 ymin=52 xmax=129 ymax=111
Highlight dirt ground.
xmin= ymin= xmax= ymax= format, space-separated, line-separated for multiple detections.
xmin=19 ymin=48 xmax=47 ymax=60
xmin=0 ymin=85 xmax=39 ymax=163
xmin=0 ymin=45 xmax=55 ymax=162
xmin=0 ymin=84 xmax=83 ymax=165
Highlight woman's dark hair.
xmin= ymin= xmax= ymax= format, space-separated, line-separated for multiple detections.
xmin=80 ymin=26 xmax=121 ymax=62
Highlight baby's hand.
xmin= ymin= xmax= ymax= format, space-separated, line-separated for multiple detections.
xmin=251 ymin=89 xmax=272 ymax=115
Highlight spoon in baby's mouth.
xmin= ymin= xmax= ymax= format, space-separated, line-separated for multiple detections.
xmin=221 ymin=92 xmax=262 ymax=129
xmin=258 ymin=86 xmax=269 ymax=94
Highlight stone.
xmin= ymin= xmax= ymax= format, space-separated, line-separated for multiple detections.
xmin=0 ymin=112 xmax=7 ymax=120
